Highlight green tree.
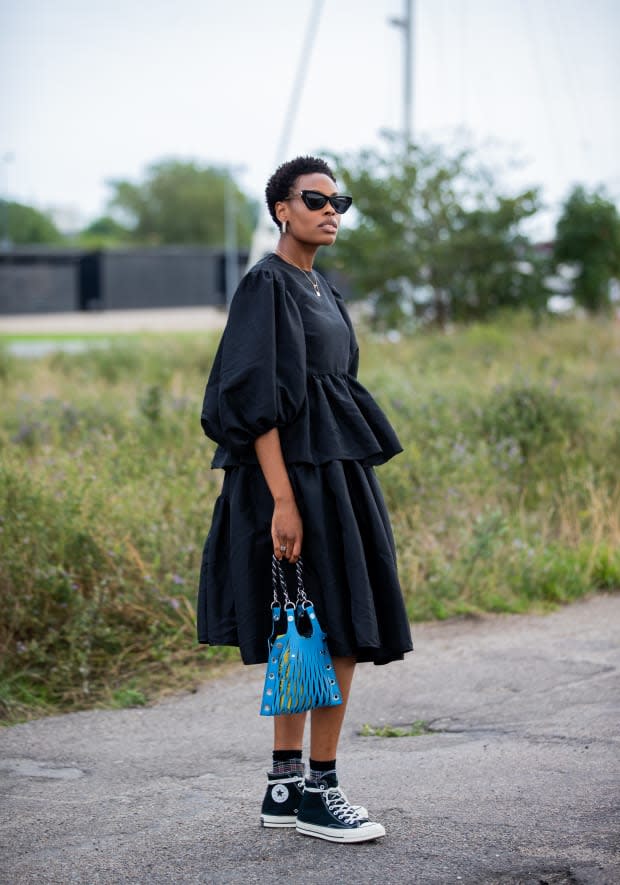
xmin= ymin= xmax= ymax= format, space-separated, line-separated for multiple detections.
xmin=1 ymin=201 xmax=63 ymax=245
xmin=107 ymin=159 xmax=256 ymax=247
xmin=554 ymin=186 xmax=620 ymax=313
xmin=77 ymin=215 xmax=131 ymax=249
xmin=327 ymin=134 xmax=546 ymax=328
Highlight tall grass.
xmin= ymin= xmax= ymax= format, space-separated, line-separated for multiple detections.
xmin=1 ymin=315 xmax=618 ymax=721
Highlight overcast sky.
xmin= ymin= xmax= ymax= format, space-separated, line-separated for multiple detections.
xmin=1 ymin=0 xmax=618 ymax=237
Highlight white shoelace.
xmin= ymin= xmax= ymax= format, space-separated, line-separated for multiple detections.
xmin=323 ymin=787 xmax=362 ymax=825
xmin=332 ymin=785 xmax=368 ymax=819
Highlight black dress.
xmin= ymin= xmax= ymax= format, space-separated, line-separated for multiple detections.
xmin=197 ymin=253 xmax=413 ymax=665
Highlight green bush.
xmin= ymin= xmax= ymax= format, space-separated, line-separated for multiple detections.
xmin=479 ymin=383 xmax=585 ymax=461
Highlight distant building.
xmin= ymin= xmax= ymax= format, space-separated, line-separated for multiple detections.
xmin=0 ymin=247 xmax=248 ymax=315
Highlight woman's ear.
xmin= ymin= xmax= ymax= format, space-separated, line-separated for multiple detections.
xmin=275 ymin=201 xmax=288 ymax=227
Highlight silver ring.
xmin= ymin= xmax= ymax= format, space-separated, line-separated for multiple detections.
xmin=279 ymin=545 xmax=287 ymax=552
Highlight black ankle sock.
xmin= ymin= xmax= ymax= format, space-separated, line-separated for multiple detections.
xmin=271 ymin=749 xmax=304 ymax=777
xmin=309 ymin=758 xmax=336 ymax=771
xmin=273 ymin=749 xmax=302 ymax=763
xmin=309 ymin=758 xmax=337 ymax=782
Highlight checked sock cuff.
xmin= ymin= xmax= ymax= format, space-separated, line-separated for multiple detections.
xmin=309 ymin=758 xmax=337 ymax=783
xmin=271 ymin=749 xmax=304 ymax=778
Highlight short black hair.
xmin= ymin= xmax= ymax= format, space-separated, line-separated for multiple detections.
xmin=265 ymin=156 xmax=336 ymax=230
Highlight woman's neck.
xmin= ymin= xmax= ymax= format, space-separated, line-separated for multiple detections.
xmin=275 ymin=238 xmax=318 ymax=271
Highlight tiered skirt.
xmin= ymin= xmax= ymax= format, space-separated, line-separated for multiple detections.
xmin=197 ymin=460 xmax=413 ymax=666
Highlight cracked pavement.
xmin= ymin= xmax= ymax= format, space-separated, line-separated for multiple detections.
xmin=1 ymin=594 xmax=618 ymax=884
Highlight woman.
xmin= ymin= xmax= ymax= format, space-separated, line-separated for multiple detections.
xmin=197 ymin=156 xmax=413 ymax=843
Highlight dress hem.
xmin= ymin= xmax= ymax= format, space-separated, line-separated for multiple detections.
xmin=198 ymin=637 xmax=414 ymax=667
xmin=209 ymin=448 xmax=403 ymax=470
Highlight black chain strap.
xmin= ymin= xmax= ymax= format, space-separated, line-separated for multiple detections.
xmin=295 ymin=558 xmax=309 ymax=607
xmin=271 ymin=555 xmax=311 ymax=609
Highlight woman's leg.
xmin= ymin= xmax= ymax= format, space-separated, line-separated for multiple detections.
xmin=262 ymin=713 xmax=307 ymax=828
xmin=296 ymin=657 xmax=386 ymax=841
xmin=309 ymin=656 xmax=356 ymax=759
xmin=270 ymin=656 xmax=356 ymax=758
xmin=273 ymin=711 xmax=307 ymax=750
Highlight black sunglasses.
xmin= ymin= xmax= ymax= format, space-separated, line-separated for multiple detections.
xmin=286 ymin=190 xmax=353 ymax=214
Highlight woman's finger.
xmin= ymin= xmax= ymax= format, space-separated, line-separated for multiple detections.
xmin=284 ymin=536 xmax=302 ymax=563
xmin=273 ymin=532 xmax=288 ymax=559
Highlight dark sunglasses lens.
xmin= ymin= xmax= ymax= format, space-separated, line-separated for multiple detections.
xmin=331 ymin=196 xmax=352 ymax=214
xmin=302 ymin=191 xmax=328 ymax=210
xmin=300 ymin=191 xmax=353 ymax=213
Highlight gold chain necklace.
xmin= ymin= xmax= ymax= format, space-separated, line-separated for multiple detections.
xmin=274 ymin=249 xmax=321 ymax=297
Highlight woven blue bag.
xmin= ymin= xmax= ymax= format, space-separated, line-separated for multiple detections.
xmin=260 ymin=556 xmax=343 ymax=716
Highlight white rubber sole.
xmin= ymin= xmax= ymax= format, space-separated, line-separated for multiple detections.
xmin=295 ymin=820 xmax=386 ymax=843
xmin=261 ymin=814 xmax=297 ymax=828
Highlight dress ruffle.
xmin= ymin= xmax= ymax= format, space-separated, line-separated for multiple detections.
xmin=210 ymin=370 xmax=402 ymax=468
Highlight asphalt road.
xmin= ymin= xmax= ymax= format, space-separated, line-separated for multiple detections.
xmin=1 ymin=594 xmax=619 ymax=885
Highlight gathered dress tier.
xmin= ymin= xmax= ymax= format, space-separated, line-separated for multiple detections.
xmin=197 ymin=253 xmax=413 ymax=666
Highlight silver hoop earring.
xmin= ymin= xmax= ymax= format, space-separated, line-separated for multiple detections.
xmin=281 ymin=220 xmax=287 ymax=235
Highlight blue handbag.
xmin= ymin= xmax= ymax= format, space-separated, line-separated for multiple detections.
xmin=260 ymin=556 xmax=343 ymax=716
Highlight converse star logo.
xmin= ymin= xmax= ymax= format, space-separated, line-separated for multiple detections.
xmin=271 ymin=784 xmax=289 ymax=803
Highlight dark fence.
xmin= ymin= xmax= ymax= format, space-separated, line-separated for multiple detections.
xmin=0 ymin=248 xmax=82 ymax=314
xmin=0 ymin=247 xmax=249 ymax=315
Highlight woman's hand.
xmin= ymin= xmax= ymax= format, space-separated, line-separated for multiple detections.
xmin=272 ymin=496 xmax=303 ymax=563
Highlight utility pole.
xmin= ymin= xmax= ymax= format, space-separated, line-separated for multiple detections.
xmin=388 ymin=0 xmax=414 ymax=145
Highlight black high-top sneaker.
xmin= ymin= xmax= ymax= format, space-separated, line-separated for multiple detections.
xmin=260 ymin=774 xmax=305 ymax=828
xmin=295 ymin=771 xmax=385 ymax=843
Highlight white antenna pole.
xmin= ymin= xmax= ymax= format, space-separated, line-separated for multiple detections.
xmin=248 ymin=0 xmax=325 ymax=268
xmin=224 ymin=172 xmax=238 ymax=307
xmin=274 ymin=0 xmax=324 ymax=164
xmin=1 ymin=152 xmax=15 ymax=250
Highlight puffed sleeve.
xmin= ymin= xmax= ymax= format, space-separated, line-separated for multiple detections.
xmin=201 ymin=267 xmax=307 ymax=456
